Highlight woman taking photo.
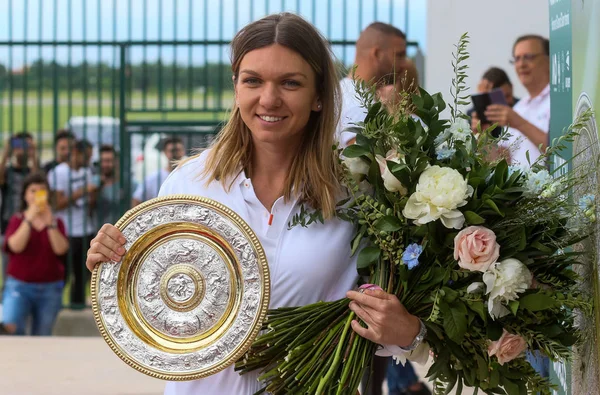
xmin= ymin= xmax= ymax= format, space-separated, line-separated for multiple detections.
xmin=2 ymin=172 xmax=69 ymax=336
xmin=86 ymin=13 xmax=423 ymax=394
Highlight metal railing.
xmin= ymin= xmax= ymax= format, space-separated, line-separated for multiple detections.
xmin=0 ymin=0 xmax=421 ymax=307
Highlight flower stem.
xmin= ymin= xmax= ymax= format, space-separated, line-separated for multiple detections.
xmin=316 ymin=312 xmax=355 ymax=395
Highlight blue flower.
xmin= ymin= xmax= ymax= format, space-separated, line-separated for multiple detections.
xmin=402 ymin=243 xmax=423 ymax=269
xmin=436 ymin=145 xmax=456 ymax=160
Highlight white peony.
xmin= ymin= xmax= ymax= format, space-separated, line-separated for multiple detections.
xmin=483 ymin=258 xmax=532 ymax=319
xmin=343 ymin=157 xmax=370 ymax=182
xmin=402 ymin=165 xmax=473 ymax=229
xmin=375 ymin=149 xmax=408 ymax=195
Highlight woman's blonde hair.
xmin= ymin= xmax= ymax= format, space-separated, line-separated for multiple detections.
xmin=197 ymin=13 xmax=342 ymax=218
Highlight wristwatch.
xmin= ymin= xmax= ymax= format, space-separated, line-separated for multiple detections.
xmin=47 ymin=218 xmax=58 ymax=229
xmin=399 ymin=319 xmax=427 ymax=352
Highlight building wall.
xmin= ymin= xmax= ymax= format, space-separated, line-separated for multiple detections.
xmin=425 ymin=0 xmax=549 ymax=110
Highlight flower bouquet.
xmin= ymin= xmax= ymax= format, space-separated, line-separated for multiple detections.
xmin=235 ymin=34 xmax=597 ymax=395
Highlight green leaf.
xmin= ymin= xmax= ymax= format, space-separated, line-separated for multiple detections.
xmin=442 ymin=287 xmax=459 ymax=303
xmin=494 ymin=160 xmax=508 ymax=186
xmin=342 ymin=144 xmax=370 ymax=158
xmin=484 ymin=199 xmax=504 ymax=217
xmin=487 ymin=320 xmax=503 ymax=341
xmin=556 ymin=332 xmax=578 ymax=347
xmin=539 ymin=324 xmax=564 ymax=338
xmin=357 ymin=246 xmax=380 ymax=269
xmin=441 ymin=301 xmax=468 ymax=344
xmin=350 ymin=227 xmax=365 ymax=255
xmin=502 ymin=378 xmax=520 ymax=395
xmin=365 ymin=101 xmax=382 ymax=123
xmin=508 ymin=300 xmax=519 ymax=316
xmin=518 ymin=293 xmax=556 ymax=312
xmin=475 ymin=354 xmax=489 ymax=381
xmin=468 ymin=300 xmax=487 ymax=322
xmin=355 ymin=132 xmax=372 ymax=146
xmin=517 ymin=227 xmax=527 ymax=251
xmin=373 ymin=215 xmax=402 ymax=232
xmin=489 ymin=368 xmax=500 ymax=388
xmin=531 ymin=241 xmax=554 ymax=254
xmin=464 ymin=211 xmax=486 ymax=225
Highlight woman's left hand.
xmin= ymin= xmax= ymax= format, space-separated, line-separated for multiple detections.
xmin=346 ymin=288 xmax=420 ymax=347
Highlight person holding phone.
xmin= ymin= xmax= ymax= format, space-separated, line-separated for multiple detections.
xmin=469 ymin=67 xmax=519 ymax=132
xmin=478 ymin=36 xmax=550 ymax=166
xmin=2 ymin=172 xmax=69 ymax=335
xmin=0 ymin=132 xmax=39 ymax=291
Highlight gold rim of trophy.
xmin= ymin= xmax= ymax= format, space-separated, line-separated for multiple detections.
xmin=90 ymin=194 xmax=270 ymax=381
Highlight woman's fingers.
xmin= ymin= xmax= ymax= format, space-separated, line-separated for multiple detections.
xmin=85 ymin=223 xmax=127 ymax=272
xmin=348 ymin=301 xmax=375 ymax=328
xmin=100 ymin=223 xmax=126 ymax=245
xmin=86 ymin=252 xmax=112 ymax=272
xmin=90 ymin=240 xmax=122 ymax=263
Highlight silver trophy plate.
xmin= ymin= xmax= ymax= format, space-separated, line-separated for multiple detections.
xmin=90 ymin=195 xmax=270 ymax=381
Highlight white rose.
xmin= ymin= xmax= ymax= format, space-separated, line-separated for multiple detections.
xmin=483 ymin=258 xmax=533 ymax=319
xmin=402 ymin=165 xmax=473 ymax=229
xmin=375 ymin=149 xmax=407 ymax=195
xmin=343 ymin=157 xmax=370 ymax=181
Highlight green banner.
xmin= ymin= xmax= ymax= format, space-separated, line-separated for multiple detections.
xmin=549 ymin=1 xmax=600 ymax=394
xmin=549 ymin=0 xmax=573 ymax=175
xmin=548 ymin=0 xmax=572 ymax=394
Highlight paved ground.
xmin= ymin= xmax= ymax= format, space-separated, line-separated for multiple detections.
xmin=0 ymin=306 xmax=476 ymax=395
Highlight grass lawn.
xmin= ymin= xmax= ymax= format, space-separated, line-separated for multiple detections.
xmin=0 ymin=89 xmax=234 ymax=139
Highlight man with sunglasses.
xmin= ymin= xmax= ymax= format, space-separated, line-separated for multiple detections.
xmin=484 ymin=35 xmax=550 ymax=166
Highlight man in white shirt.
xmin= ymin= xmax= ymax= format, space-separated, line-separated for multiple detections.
xmin=336 ymin=22 xmax=408 ymax=148
xmin=484 ymin=35 xmax=550 ymax=166
xmin=48 ymin=139 xmax=98 ymax=308
xmin=132 ymin=136 xmax=185 ymax=207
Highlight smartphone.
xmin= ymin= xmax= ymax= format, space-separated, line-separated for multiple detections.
xmin=10 ymin=137 xmax=27 ymax=150
xmin=34 ymin=189 xmax=49 ymax=211
xmin=471 ymin=88 xmax=508 ymax=125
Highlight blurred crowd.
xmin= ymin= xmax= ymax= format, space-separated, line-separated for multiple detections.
xmin=0 ymin=131 xmax=187 ymax=333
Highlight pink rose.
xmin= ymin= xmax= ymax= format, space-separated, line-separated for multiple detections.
xmin=453 ymin=226 xmax=500 ymax=272
xmin=488 ymin=329 xmax=527 ymax=365
xmin=359 ymin=284 xmax=383 ymax=292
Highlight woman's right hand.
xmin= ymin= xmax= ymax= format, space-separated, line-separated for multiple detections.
xmin=24 ymin=204 xmax=40 ymax=222
xmin=86 ymin=223 xmax=127 ymax=272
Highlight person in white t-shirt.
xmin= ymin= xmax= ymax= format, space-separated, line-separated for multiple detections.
xmin=131 ymin=136 xmax=185 ymax=207
xmin=85 ymin=13 xmax=425 ymax=395
xmin=337 ymin=22 xmax=409 ymax=148
xmin=483 ymin=35 xmax=550 ymax=166
xmin=48 ymin=139 xmax=98 ymax=308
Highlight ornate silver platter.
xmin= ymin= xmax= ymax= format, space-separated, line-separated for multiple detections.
xmin=90 ymin=195 xmax=270 ymax=381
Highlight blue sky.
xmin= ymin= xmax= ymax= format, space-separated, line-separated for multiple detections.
xmin=0 ymin=0 xmax=427 ymax=68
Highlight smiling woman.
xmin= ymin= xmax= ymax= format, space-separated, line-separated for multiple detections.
xmin=85 ymin=12 xmax=423 ymax=395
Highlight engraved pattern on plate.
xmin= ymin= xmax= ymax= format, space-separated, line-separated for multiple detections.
xmin=98 ymin=203 xmax=263 ymax=373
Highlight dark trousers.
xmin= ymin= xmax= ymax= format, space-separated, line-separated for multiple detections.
xmin=66 ymin=235 xmax=94 ymax=306
xmin=362 ymin=355 xmax=388 ymax=395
